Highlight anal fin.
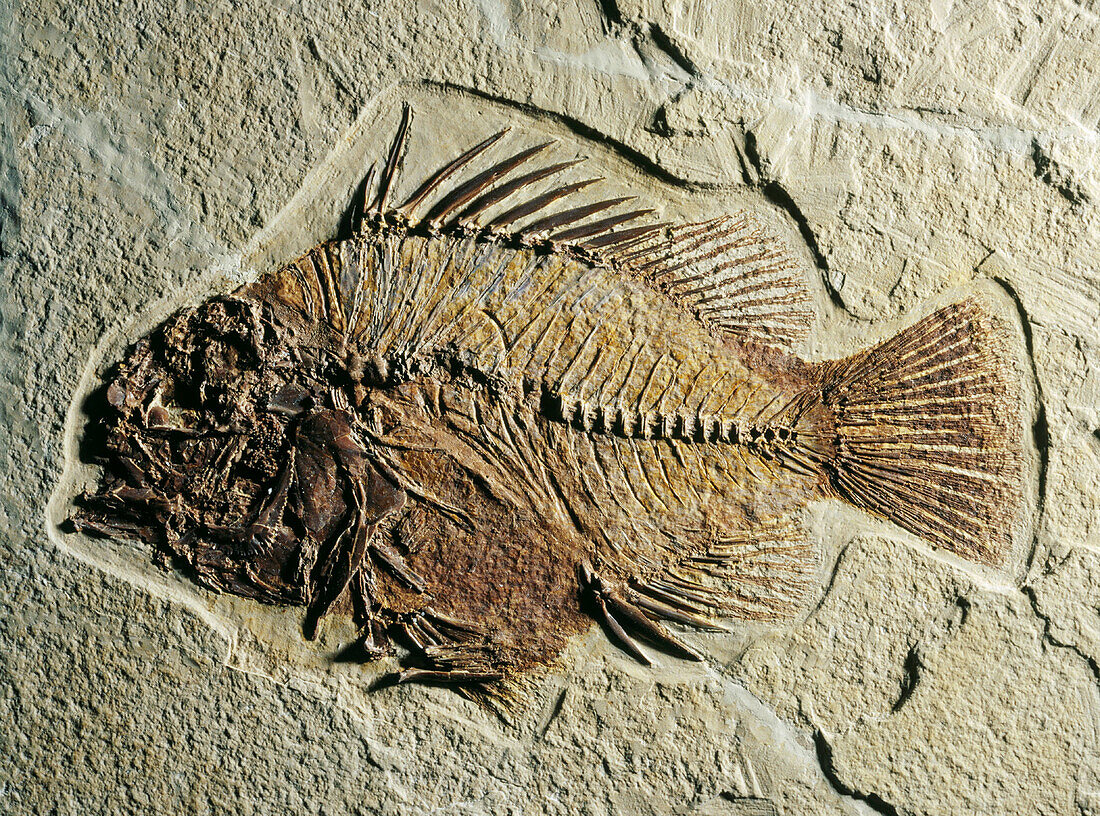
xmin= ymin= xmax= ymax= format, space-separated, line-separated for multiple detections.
xmin=642 ymin=516 xmax=819 ymax=625
xmin=580 ymin=515 xmax=817 ymax=665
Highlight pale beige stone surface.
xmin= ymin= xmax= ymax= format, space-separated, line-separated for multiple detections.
xmin=2 ymin=1 xmax=1098 ymax=814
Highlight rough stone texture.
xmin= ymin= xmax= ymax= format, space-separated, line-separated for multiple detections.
xmin=2 ymin=1 xmax=1098 ymax=814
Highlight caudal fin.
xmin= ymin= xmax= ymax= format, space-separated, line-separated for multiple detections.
xmin=818 ymin=298 xmax=1025 ymax=564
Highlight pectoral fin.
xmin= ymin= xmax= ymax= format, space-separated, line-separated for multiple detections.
xmin=301 ymin=414 xmax=409 ymax=640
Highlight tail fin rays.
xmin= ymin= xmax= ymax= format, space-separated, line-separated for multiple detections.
xmin=820 ymin=299 xmax=1025 ymax=564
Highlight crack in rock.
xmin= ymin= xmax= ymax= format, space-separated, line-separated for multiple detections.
xmin=811 ymin=730 xmax=902 ymax=816
xmin=1022 ymin=584 xmax=1100 ymax=682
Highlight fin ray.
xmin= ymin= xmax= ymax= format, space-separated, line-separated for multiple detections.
xmin=372 ymin=104 xmax=414 ymax=214
xmin=426 ymin=141 xmax=556 ymax=228
xmin=454 ymin=158 xmax=583 ymax=226
xmin=818 ymin=298 xmax=1024 ymax=564
xmin=608 ymin=214 xmax=815 ymax=348
xmin=398 ymin=127 xmax=510 ymax=217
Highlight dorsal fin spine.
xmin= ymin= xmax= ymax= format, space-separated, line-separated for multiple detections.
xmin=372 ymin=104 xmax=414 ymax=214
xmin=426 ymin=140 xmax=556 ymax=228
xmin=397 ymin=127 xmax=510 ymax=218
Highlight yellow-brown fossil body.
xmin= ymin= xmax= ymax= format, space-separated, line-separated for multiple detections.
xmin=76 ymin=113 xmax=1025 ymax=690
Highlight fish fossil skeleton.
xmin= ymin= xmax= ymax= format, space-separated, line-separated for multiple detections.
xmin=73 ymin=105 xmax=1025 ymax=696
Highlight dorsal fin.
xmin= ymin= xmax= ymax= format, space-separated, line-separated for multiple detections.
xmin=609 ymin=215 xmax=815 ymax=348
xmin=357 ymin=108 xmax=815 ymax=350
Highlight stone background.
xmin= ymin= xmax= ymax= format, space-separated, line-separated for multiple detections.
xmin=3 ymin=1 xmax=1099 ymax=814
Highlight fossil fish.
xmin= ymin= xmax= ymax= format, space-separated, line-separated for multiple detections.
xmin=73 ymin=105 xmax=1025 ymax=697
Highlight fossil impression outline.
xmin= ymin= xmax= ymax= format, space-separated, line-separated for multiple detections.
xmin=73 ymin=105 xmax=1025 ymax=698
